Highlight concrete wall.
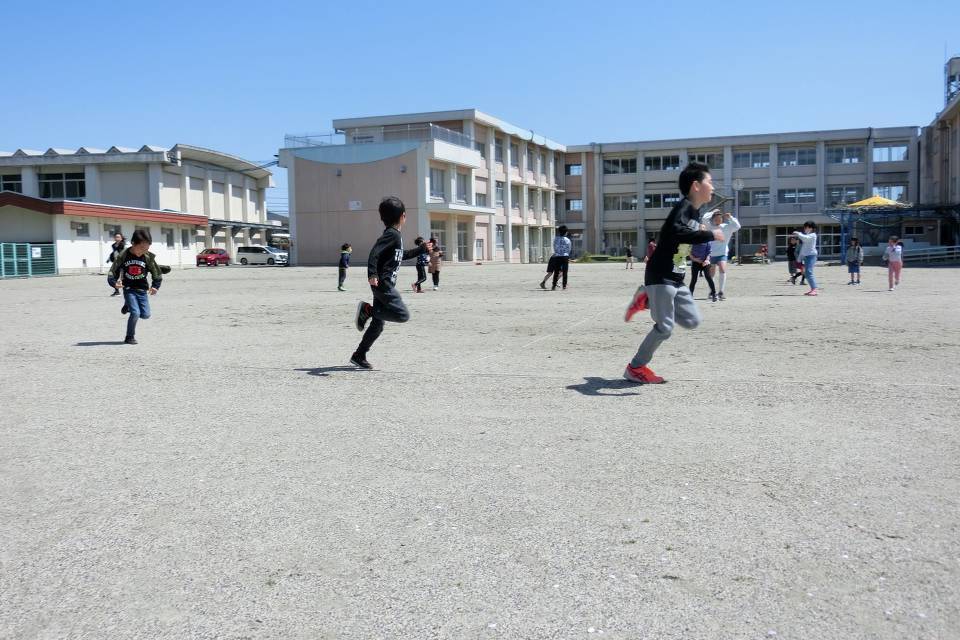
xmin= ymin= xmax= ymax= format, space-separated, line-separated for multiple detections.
xmin=160 ymin=170 xmax=182 ymax=210
xmin=293 ymin=149 xmax=422 ymax=265
xmin=100 ymin=167 xmax=149 ymax=209
xmin=0 ymin=206 xmax=53 ymax=243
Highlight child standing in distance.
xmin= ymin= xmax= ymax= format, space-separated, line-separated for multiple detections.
xmin=109 ymin=229 xmax=162 ymax=345
xmin=846 ymin=237 xmax=864 ymax=285
xmin=883 ymin=235 xmax=903 ymax=291
xmin=625 ymin=244 xmax=635 ymax=269
xmin=338 ymin=243 xmax=352 ymax=291
xmin=412 ymin=237 xmax=429 ymax=293
xmin=428 ymin=237 xmax=443 ymax=290
xmin=786 ymin=235 xmax=800 ymax=284
xmin=540 ymin=225 xmax=571 ymax=290
xmin=645 ymin=238 xmax=657 ymax=263
xmin=622 ymin=162 xmax=723 ymax=384
xmin=792 ymin=222 xmax=819 ymax=296
xmin=106 ymin=232 xmax=126 ymax=296
xmin=351 ymin=197 xmax=432 ymax=369
xmin=700 ymin=210 xmax=740 ymax=300
xmin=688 ymin=240 xmax=717 ymax=302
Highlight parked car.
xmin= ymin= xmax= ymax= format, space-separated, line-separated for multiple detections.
xmin=196 ymin=248 xmax=230 ymax=267
xmin=237 ymin=245 xmax=288 ymax=266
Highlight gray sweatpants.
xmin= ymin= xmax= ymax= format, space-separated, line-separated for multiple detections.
xmin=630 ymin=282 xmax=701 ymax=368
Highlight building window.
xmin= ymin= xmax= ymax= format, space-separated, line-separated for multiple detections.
xmin=903 ymin=224 xmax=925 ymax=237
xmin=475 ymin=193 xmax=488 ymax=207
xmin=162 ymin=227 xmax=175 ymax=249
xmin=778 ymin=147 xmax=816 ymax=166
xmin=527 ymin=149 xmax=535 ymax=172
xmin=826 ymin=145 xmax=863 ymax=164
xmin=689 ymin=152 xmax=724 ymax=169
xmin=39 ymin=172 xmax=86 ymax=199
xmin=456 ymin=173 xmax=468 ymax=203
xmin=740 ymin=189 xmax=770 ymax=207
xmin=496 ymin=224 xmax=505 ymax=250
xmin=104 ymin=223 xmax=121 ymax=236
xmin=429 ymin=168 xmax=445 ymax=199
xmin=474 ymin=140 xmax=487 ymax=159
xmin=603 ymin=194 xmax=639 ymax=210
xmin=739 ymin=227 xmax=768 ymax=247
xmin=541 ymin=193 xmax=548 ymax=212
xmin=873 ymin=184 xmax=907 ymax=202
xmin=825 ymin=184 xmax=864 ymax=206
xmin=351 ymin=135 xmax=374 ymax=144
xmin=566 ymin=198 xmax=583 ymax=211
xmin=643 ymin=155 xmax=681 ymax=171
xmin=733 ymin=150 xmax=770 ymax=169
xmin=494 ymin=138 xmax=504 ymax=163
xmin=643 ymin=193 xmax=681 ymax=208
xmin=603 ymin=158 xmax=638 ymax=174
xmin=495 ymin=181 xmax=505 ymax=206
xmin=181 ymin=229 xmax=191 ymax=247
xmin=565 ymin=163 xmax=583 ymax=176
xmin=873 ymin=144 xmax=908 ymax=162
xmin=1 ymin=174 xmax=22 ymax=193
xmin=510 ymin=185 xmax=520 ymax=209
xmin=777 ymin=188 xmax=817 ymax=204
xmin=71 ymin=221 xmax=90 ymax=237
xmin=528 ymin=189 xmax=537 ymax=211
xmin=510 ymin=143 xmax=519 ymax=168
xmin=540 ymin=153 xmax=547 ymax=175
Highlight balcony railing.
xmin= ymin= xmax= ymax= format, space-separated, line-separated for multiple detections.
xmin=284 ymin=124 xmax=475 ymax=151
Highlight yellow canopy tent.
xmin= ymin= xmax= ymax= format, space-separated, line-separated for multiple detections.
xmin=844 ymin=195 xmax=910 ymax=208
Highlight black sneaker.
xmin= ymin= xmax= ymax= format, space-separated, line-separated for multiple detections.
xmin=121 ymin=304 xmax=129 ymax=314
xmin=124 ymin=336 xmax=137 ymax=345
xmin=718 ymin=292 xmax=726 ymax=301
xmin=354 ymin=301 xmax=372 ymax=332
xmin=110 ymin=290 xmax=120 ymax=297
xmin=709 ymin=293 xmax=717 ymax=303
xmin=539 ymin=281 xmax=546 ymax=290
xmin=350 ymin=352 xmax=371 ymax=369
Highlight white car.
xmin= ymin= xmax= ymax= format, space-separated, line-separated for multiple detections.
xmin=237 ymin=245 xmax=288 ymax=266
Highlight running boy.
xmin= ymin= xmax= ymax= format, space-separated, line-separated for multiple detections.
xmin=109 ymin=229 xmax=162 ymax=345
xmin=622 ymin=162 xmax=723 ymax=384
xmin=338 ymin=243 xmax=352 ymax=291
xmin=351 ymin=197 xmax=432 ymax=369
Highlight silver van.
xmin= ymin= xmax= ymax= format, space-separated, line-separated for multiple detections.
xmin=237 ymin=245 xmax=288 ymax=266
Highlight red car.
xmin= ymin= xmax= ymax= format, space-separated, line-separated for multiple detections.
xmin=196 ymin=248 xmax=230 ymax=267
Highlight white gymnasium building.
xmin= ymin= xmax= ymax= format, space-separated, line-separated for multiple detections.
xmin=0 ymin=144 xmax=274 ymax=275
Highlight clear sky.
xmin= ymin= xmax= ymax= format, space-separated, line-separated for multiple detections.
xmin=4 ymin=0 xmax=959 ymax=212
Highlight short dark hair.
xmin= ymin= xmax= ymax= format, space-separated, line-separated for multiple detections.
xmin=679 ymin=162 xmax=710 ymax=196
xmin=131 ymin=229 xmax=152 ymax=245
xmin=803 ymin=221 xmax=817 ymax=231
xmin=849 ymin=237 xmax=859 ymax=243
xmin=379 ymin=196 xmax=405 ymax=226
xmin=341 ymin=243 xmax=351 ymax=251
xmin=557 ymin=225 xmax=568 ymax=236
xmin=889 ymin=235 xmax=899 ymax=242
xmin=414 ymin=236 xmax=424 ymax=246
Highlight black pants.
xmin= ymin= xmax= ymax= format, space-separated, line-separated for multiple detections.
xmin=357 ymin=282 xmax=409 ymax=355
xmin=689 ymin=262 xmax=715 ymax=296
xmin=431 ymin=270 xmax=440 ymax=286
xmin=414 ymin=265 xmax=427 ymax=291
xmin=338 ymin=267 xmax=347 ymax=287
xmin=552 ymin=256 xmax=569 ymax=288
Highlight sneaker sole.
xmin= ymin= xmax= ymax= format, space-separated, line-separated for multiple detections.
xmin=622 ymin=369 xmax=665 ymax=384
xmin=349 ymin=357 xmax=372 ymax=369
xmin=354 ymin=301 xmax=366 ymax=332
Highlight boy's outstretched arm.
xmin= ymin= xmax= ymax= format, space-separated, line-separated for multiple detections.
xmin=402 ymin=240 xmax=431 ymax=261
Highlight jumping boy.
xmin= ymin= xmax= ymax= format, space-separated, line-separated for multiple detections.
xmin=350 ymin=197 xmax=432 ymax=369
xmin=109 ymin=229 xmax=162 ymax=345
xmin=622 ymin=162 xmax=723 ymax=384
xmin=700 ymin=209 xmax=740 ymax=300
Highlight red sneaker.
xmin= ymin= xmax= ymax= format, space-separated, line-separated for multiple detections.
xmin=624 ymin=286 xmax=648 ymax=322
xmin=623 ymin=364 xmax=665 ymax=384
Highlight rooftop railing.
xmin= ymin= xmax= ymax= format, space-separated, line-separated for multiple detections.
xmin=284 ymin=124 xmax=475 ymax=150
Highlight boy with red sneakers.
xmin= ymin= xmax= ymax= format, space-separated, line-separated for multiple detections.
xmin=350 ymin=197 xmax=432 ymax=369
xmin=623 ymin=162 xmax=723 ymax=383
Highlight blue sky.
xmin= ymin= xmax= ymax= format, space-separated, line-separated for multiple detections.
xmin=3 ymin=0 xmax=958 ymax=212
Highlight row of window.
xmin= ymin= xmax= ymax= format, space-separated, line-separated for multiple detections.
xmin=71 ymin=222 xmax=192 ymax=249
xmin=484 ymin=139 xmax=555 ymax=177
xmin=561 ymin=144 xmax=909 ymax=176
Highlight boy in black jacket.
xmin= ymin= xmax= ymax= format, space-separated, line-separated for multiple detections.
xmin=622 ymin=162 xmax=723 ymax=383
xmin=109 ymin=229 xmax=163 ymax=345
xmin=350 ymin=197 xmax=432 ymax=369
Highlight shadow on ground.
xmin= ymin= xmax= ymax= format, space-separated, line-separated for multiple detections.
xmin=75 ymin=341 xmax=126 ymax=347
xmin=566 ymin=376 xmax=640 ymax=397
xmin=295 ymin=366 xmax=367 ymax=377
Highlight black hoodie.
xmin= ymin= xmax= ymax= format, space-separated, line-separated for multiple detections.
xmin=645 ymin=198 xmax=715 ymax=286
xmin=367 ymin=227 xmax=428 ymax=285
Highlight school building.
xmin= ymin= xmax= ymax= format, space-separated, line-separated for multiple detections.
xmin=278 ymin=110 xmax=566 ymax=265
xmin=0 ymin=144 xmax=275 ymax=275
xmin=563 ymin=126 xmax=923 ymax=259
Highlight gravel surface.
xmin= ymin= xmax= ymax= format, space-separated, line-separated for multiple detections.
xmin=2 ymin=261 xmax=958 ymax=639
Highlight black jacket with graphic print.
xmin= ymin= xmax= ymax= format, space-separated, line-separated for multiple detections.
xmin=645 ymin=198 xmax=715 ymax=286
xmin=109 ymin=248 xmax=163 ymax=291
xmin=367 ymin=227 xmax=427 ymax=285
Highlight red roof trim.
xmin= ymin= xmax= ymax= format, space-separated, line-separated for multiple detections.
xmin=0 ymin=191 xmax=207 ymax=225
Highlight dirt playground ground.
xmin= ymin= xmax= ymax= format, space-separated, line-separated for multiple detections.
xmin=2 ymin=261 xmax=958 ymax=639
